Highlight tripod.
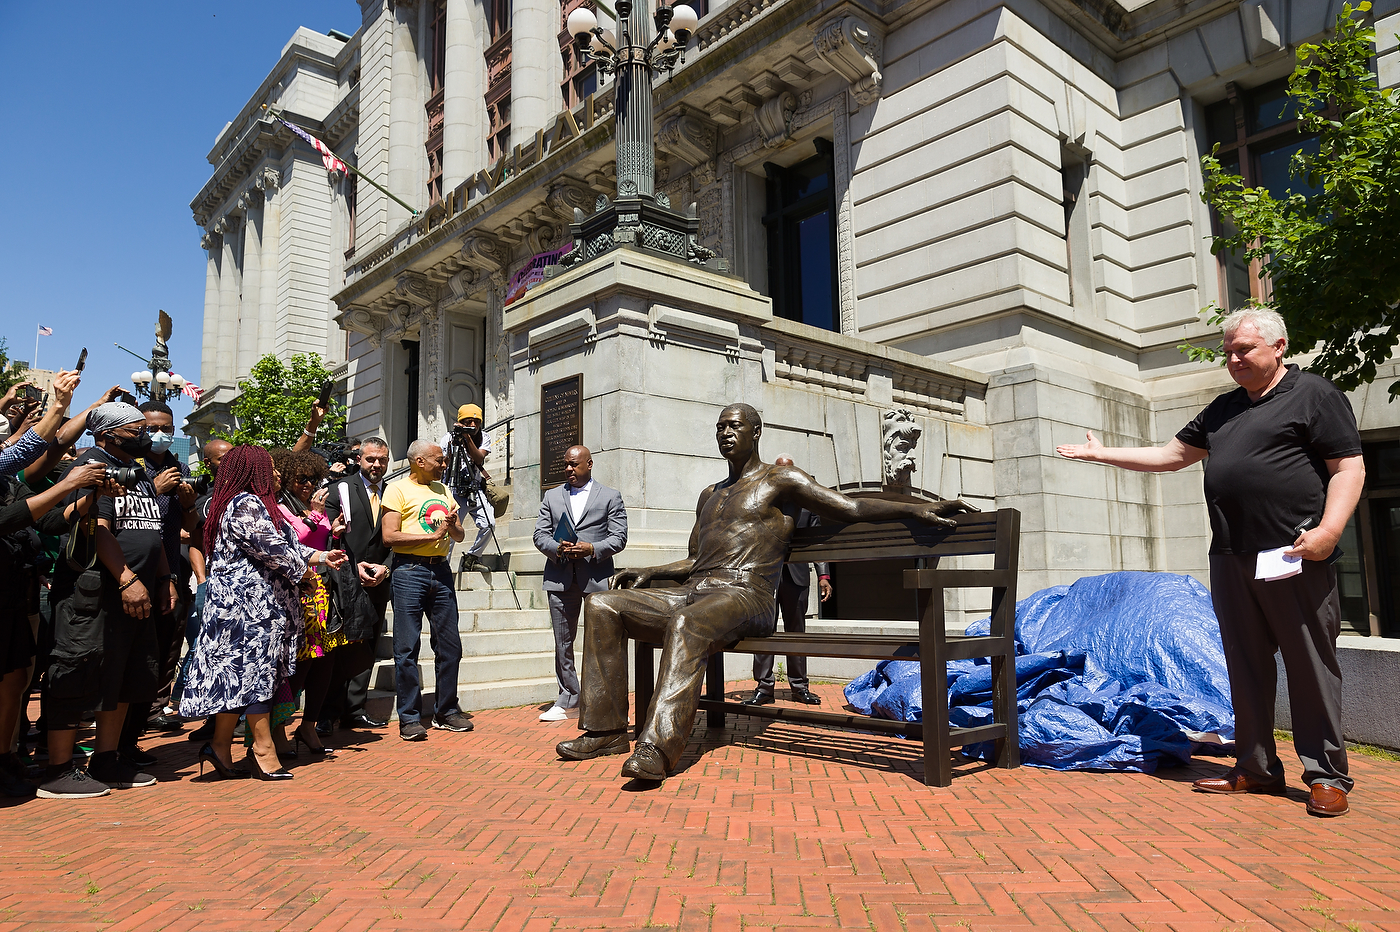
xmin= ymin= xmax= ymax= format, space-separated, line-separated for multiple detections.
xmin=449 ymin=437 xmax=521 ymax=610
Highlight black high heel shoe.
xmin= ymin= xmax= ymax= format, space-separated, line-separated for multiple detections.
xmin=247 ymin=754 xmax=294 ymax=781
xmin=198 ymin=743 xmax=250 ymax=779
xmin=295 ymin=729 xmax=335 ymax=758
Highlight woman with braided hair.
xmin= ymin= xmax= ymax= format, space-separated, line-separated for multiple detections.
xmin=180 ymin=446 xmax=346 ymax=780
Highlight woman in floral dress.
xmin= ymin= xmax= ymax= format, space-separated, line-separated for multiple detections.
xmin=181 ymin=446 xmax=345 ymax=780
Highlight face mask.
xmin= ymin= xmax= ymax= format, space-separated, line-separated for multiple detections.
xmin=149 ymin=431 xmax=174 ymax=454
xmin=116 ymin=432 xmax=153 ymax=456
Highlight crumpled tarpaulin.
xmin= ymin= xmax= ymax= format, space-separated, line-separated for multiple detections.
xmin=843 ymin=571 xmax=1236 ymax=772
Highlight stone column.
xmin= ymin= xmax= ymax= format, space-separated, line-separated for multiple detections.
xmin=419 ymin=304 xmax=446 ymax=439
xmin=237 ymin=192 xmax=263 ymax=379
xmin=388 ymin=1 xmax=423 ymax=228
xmin=355 ymin=1 xmax=395 ymax=246
xmin=443 ymin=0 xmax=486 ymax=187
xmin=256 ymin=169 xmax=280 ymax=359
xmin=216 ymin=218 xmax=242 ymax=386
xmin=199 ymin=231 xmax=222 ymax=397
xmin=510 ymin=0 xmax=561 ymax=146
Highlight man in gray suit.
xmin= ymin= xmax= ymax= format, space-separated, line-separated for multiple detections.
xmin=533 ymin=445 xmax=629 ymax=722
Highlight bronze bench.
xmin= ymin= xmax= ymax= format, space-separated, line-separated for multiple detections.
xmin=632 ymin=508 xmax=1021 ymax=786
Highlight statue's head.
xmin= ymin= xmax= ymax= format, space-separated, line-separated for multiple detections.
xmin=882 ymin=408 xmax=922 ymax=486
xmin=716 ymin=403 xmax=762 ymax=462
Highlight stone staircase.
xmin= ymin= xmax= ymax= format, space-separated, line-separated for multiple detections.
xmin=366 ymin=562 xmax=558 ymax=716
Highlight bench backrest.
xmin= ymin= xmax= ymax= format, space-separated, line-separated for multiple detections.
xmin=786 ymin=509 xmax=1019 ymax=567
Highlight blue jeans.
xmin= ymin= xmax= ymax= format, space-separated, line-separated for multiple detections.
xmin=391 ymin=562 xmax=462 ymax=723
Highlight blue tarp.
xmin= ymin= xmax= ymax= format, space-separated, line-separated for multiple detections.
xmin=843 ymin=571 xmax=1236 ymax=772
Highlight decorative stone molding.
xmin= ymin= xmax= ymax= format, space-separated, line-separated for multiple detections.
xmin=395 ymin=272 xmax=435 ymax=308
xmin=255 ymin=168 xmax=281 ymax=193
xmin=212 ymin=216 xmax=232 ymax=236
xmin=460 ymin=233 xmax=509 ymax=272
xmin=657 ymin=109 xmax=720 ymax=186
xmin=1241 ymin=0 xmax=1283 ymax=58
xmin=647 ymin=304 xmax=741 ymax=358
xmin=342 ymin=307 xmax=388 ymax=350
xmin=545 ymin=182 xmax=593 ymax=223
xmin=380 ymin=304 xmax=416 ymax=345
xmin=236 ymin=189 xmax=263 ymax=213
xmin=527 ymin=307 xmax=598 ymax=365
xmin=200 ymin=231 xmax=222 ymax=252
xmin=754 ymin=92 xmax=798 ymax=149
xmin=812 ymin=14 xmax=884 ymax=106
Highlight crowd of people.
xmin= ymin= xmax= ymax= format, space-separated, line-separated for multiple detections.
xmin=0 ymin=380 xmax=496 ymax=799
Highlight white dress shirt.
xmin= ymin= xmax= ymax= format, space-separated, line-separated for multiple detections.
xmin=566 ymin=479 xmax=593 ymax=523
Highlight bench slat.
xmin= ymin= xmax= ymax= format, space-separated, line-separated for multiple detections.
xmin=787 ymin=512 xmax=1001 ymax=563
xmin=695 ymin=699 xmax=1010 ymax=749
xmin=725 ymin=632 xmax=1014 ymax=662
xmin=903 ymin=568 xmax=1014 ymax=589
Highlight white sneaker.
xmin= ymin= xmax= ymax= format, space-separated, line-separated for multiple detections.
xmin=539 ymin=706 xmax=576 ymax=722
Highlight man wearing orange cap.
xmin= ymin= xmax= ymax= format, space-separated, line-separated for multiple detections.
xmin=439 ymin=404 xmax=494 ymax=570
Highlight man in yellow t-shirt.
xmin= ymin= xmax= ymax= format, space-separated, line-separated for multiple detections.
xmin=381 ymin=439 xmax=474 ymax=740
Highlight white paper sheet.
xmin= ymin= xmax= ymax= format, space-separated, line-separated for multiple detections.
xmin=1255 ymin=546 xmax=1302 ymax=581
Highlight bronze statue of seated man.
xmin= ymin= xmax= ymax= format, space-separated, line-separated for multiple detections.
xmin=556 ymin=402 xmax=976 ymax=781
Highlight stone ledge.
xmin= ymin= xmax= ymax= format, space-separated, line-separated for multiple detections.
xmin=1276 ymin=636 xmax=1400 ymax=751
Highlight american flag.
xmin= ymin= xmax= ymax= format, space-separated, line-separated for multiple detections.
xmin=182 ymin=381 xmax=204 ymax=403
xmin=278 ymin=117 xmax=348 ymax=174
xmin=37 ymin=325 xmax=52 ymax=336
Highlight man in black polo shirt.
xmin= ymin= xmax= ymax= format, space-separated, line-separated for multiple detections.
xmin=1057 ymin=307 xmax=1364 ymax=818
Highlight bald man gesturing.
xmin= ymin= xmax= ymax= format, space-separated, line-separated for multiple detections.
xmin=533 ymin=445 xmax=629 ymax=722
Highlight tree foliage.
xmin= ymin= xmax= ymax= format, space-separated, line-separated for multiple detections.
xmin=0 ymin=339 xmax=29 ymax=394
xmin=1199 ymin=2 xmax=1400 ymax=394
xmin=219 ymin=353 xmax=346 ymax=449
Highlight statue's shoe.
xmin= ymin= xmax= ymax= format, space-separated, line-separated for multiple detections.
xmin=556 ymin=731 xmax=630 ymax=760
xmin=620 ymin=742 xmax=668 ymax=782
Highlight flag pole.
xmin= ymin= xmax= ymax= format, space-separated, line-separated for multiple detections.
xmin=33 ymin=325 xmax=39 ymax=372
xmin=263 ymin=105 xmax=420 ymax=218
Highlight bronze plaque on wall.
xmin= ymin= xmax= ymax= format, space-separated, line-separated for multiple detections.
xmin=540 ymin=374 xmax=583 ymax=490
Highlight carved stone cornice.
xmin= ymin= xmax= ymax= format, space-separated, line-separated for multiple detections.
xmin=657 ymin=108 xmax=720 ymax=186
xmin=812 ymin=14 xmax=884 ymax=106
xmin=754 ymin=92 xmax=798 ymax=149
xmin=381 ymin=304 xmax=416 ymax=345
xmin=200 ymin=231 xmax=222 ymax=252
xmin=395 ymin=272 xmax=435 ymax=308
xmin=236 ymin=189 xmax=263 ymax=213
xmin=460 ymin=233 xmax=509 ymax=272
xmin=255 ymin=168 xmax=281 ymax=193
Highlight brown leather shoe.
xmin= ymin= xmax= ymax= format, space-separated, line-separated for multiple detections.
xmin=620 ymin=742 xmax=667 ymax=781
xmin=556 ymin=730 xmax=630 ymax=761
xmin=1191 ymin=768 xmax=1286 ymax=795
xmin=1307 ymin=783 xmax=1349 ymax=817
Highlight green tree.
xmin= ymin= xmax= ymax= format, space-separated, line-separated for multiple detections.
xmin=219 ymin=353 xmax=346 ymax=449
xmin=1198 ymin=2 xmax=1400 ymax=394
xmin=0 ymin=338 xmax=29 ymax=394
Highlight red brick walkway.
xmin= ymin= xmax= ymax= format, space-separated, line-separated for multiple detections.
xmin=4 ymin=682 xmax=1399 ymax=932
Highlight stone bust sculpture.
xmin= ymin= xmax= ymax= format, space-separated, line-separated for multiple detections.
xmin=882 ymin=408 xmax=922 ymax=488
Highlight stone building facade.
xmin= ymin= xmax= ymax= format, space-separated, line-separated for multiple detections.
xmin=192 ymin=0 xmax=1400 ymax=638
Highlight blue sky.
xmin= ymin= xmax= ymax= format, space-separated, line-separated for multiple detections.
xmin=0 ymin=1 xmax=356 ymax=429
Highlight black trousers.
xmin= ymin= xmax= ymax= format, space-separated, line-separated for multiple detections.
xmin=1208 ymin=554 xmax=1350 ymax=791
xmin=752 ymin=577 xmax=809 ymax=694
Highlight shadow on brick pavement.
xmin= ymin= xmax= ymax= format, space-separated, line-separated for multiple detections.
xmin=2 ymin=681 xmax=1398 ymax=932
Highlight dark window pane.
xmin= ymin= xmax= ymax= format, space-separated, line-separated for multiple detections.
xmin=792 ymin=164 xmax=829 ymax=200
xmin=1256 ymin=136 xmax=1322 ymax=200
xmin=1337 ymin=513 xmax=1370 ymax=634
xmin=1205 ymin=100 xmax=1236 ymax=148
xmin=1249 ymin=81 xmax=1297 ymax=133
xmin=1219 ymin=217 xmax=1252 ymax=311
xmin=797 ymin=212 xmax=834 ymax=330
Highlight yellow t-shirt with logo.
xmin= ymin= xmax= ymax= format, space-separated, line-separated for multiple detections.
xmin=382 ymin=477 xmax=456 ymax=558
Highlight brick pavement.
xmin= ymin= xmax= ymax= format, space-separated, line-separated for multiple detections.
xmin=3 ymin=682 xmax=1399 ymax=932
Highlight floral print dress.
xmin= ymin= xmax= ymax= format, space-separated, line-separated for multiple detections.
xmin=180 ymin=492 xmax=311 ymax=718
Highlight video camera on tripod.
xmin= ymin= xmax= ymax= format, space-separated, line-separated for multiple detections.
xmin=447 ymin=423 xmax=485 ymax=498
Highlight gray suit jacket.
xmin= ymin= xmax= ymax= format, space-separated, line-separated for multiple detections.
xmin=533 ymin=481 xmax=628 ymax=592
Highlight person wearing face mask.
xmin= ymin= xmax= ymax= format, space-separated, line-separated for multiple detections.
xmin=40 ymin=402 xmax=177 ymax=799
xmin=124 ymin=401 xmax=197 ymax=752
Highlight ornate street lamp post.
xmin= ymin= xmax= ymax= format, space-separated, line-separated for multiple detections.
xmin=118 ymin=310 xmax=188 ymax=404
xmin=561 ymin=0 xmax=723 ymax=269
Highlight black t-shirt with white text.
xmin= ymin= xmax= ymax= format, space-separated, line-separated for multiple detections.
xmin=65 ymin=448 xmax=167 ymax=581
xmin=1176 ymin=365 xmax=1362 ymax=554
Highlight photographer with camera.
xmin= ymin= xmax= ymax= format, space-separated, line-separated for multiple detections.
xmin=439 ymin=405 xmax=494 ymax=571
xmin=39 ymin=402 xmax=177 ymax=799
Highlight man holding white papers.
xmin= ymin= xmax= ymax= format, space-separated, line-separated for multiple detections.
xmin=1057 ymin=307 xmax=1364 ymax=818
xmin=533 ymin=446 xmax=628 ymax=722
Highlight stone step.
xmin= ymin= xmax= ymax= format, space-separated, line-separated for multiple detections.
xmin=364 ymin=674 xmax=558 ymax=717
xmin=372 ymin=649 xmax=556 ymax=693
xmin=455 ymin=587 xmax=548 ymax=611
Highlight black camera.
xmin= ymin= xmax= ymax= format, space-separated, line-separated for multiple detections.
xmin=105 ymin=466 xmax=144 ymax=489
